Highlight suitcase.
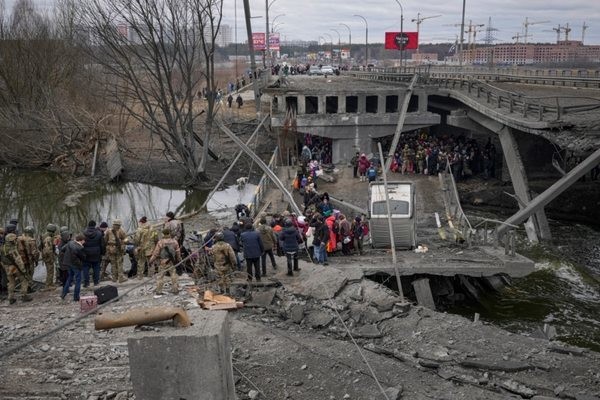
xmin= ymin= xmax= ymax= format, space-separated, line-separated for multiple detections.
xmin=94 ymin=285 xmax=119 ymax=304
xmin=79 ymin=295 xmax=98 ymax=313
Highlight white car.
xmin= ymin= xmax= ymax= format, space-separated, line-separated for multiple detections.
xmin=308 ymin=66 xmax=322 ymax=76
xmin=320 ymin=65 xmax=334 ymax=75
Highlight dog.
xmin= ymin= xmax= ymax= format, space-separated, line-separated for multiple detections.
xmin=236 ymin=176 xmax=248 ymax=190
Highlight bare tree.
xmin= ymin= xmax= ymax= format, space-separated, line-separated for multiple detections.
xmin=0 ymin=0 xmax=101 ymax=169
xmin=76 ymin=0 xmax=224 ymax=184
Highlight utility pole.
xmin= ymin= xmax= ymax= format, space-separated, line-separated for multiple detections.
xmin=339 ymin=23 xmax=351 ymax=62
xmin=459 ymin=0 xmax=466 ymax=67
xmin=243 ymin=0 xmax=261 ymax=116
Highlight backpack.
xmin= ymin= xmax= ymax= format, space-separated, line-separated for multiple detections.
xmin=367 ymin=167 xmax=377 ymax=178
xmin=353 ymin=222 xmax=363 ymax=239
xmin=332 ymin=220 xmax=340 ymax=235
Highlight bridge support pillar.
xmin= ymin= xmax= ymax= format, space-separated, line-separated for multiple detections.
xmin=497 ymin=126 xmax=552 ymax=241
xmin=318 ymin=95 xmax=326 ymax=115
xmin=412 ymin=278 xmax=436 ymax=310
xmin=416 ymin=90 xmax=428 ymax=113
xmin=297 ymin=95 xmax=305 ymax=114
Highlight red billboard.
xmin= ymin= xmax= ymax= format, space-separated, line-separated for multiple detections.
xmin=252 ymin=32 xmax=266 ymax=51
xmin=384 ymin=32 xmax=418 ymax=50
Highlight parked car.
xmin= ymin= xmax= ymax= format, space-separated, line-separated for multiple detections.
xmin=321 ymin=65 xmax=334 ymax=75
xmin=308 ymin=66 xmax=322 ymax=76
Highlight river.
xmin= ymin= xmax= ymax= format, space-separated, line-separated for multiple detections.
xmin=0 ymin=169 xmax=257 ymax=232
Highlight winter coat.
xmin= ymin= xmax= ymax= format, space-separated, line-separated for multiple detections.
xmin=222 ymin=229 xmax=240 ymax=252
xmin=358 ymin=156 xmax=370 ymax=174
xmin=278 ymin=226 xmax=302 ymax=253
xmin=240 ymin=229 xmax=264 ymax=259
xmin=63 ymin=240 xmax=86 ymax=269
xmin=83 ymin=227 xmax=104 ymax=263
xmin=257 ymin=224 xmax=277 ymax=251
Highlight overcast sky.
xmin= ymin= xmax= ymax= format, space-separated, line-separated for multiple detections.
xmin=223 ymin=0 xmax=600 ymax=46
xmin=11 ymin=0 xmax=600 ymax=45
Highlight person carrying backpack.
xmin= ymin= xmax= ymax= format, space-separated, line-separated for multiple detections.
xmin=352 ymin=216 xmax=365 ymax=256
xmin=367 ymin=163 xmax=377 ymax=182
xmin=149 ymin=229 xmax=181 ymax=295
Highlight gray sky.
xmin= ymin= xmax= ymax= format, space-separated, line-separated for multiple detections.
xmin=11 ymin=0 xmax=600 ymax=45
xmin=224 ymin=0 xmax=600 ymax=46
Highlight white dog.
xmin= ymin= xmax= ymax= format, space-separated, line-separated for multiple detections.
xmin=236 ymin=176 xmax=248 ymax=190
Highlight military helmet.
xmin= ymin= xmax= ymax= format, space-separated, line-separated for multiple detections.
xmin=60 ymin=226 xmax=69 ymax=233
xmin=214 ymin=231 xmax=224 ymax=242
xmin=5 ymin=233 xmax=17 ymax=242
xmin=162 ymin=228 xmax=171 ymax=236
xmin=24 ymin=226 xmax=35 ymax=235
xmin=46 ymin=223 xmax=57 ymax=233
xmin=113 ymin=219 xmax=123 ymax=226
xmin=283 ymin=218 xmax=293 ymax=228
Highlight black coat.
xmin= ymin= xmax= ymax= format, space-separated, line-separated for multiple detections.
xmin=63 ymin=240 xmax=86 ymax=269
xmin=223 ymin=229 xmax=240 ymax=252
xmin=278 ymin=226 xmax=302 ymax=253
xmin=240 ymin=229 xmax=264 ymax=259
xmin=83 ymin=227 xmax=105 ymax=263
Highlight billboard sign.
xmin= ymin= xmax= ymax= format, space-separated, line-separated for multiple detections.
xmin=269 ymin=32 xmax=280 ymax=51
xmin=252 ymin=32 xmax=266 ymax=51
xmin=384 ymin=32 xmax=418 ymax=50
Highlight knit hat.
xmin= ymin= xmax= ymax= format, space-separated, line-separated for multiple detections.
xmin=99 ymin=222 xmax=108 ymax=228
xmin=88 ymin=220 xmax=96 ymax=228
xmin=139 ymin=216 xmax=147 ymax=223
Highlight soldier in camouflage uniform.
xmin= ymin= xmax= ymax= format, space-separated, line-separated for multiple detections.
xmin=211 ymin=231 xmax=237 ymax=295
xmin=133 ymin=217 xmax=157 ymax=279
xmin=104 ymin=219 xmax=127 ymax=283
xmin=1 ymin=233 xmax=31 ymax=304
xmin=41 ymin=224 xmax=58 ymax=290
xmin=149 ymin=229 xmax=181 ymax=295
xmin=17 ymin=226 xmax=39 ymax=281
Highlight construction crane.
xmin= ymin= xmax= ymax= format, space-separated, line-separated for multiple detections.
xmin=512 ymin=33 xmax=532 ymax=44
xmin=523 ymin=17 xmax=550 ymax=44
xmin=582 ymin=21 xmax=589 ymax=44
xmin=411 ymin=13 xmax=442 ymax=53
xmin=551 ymin=24 xmax=562 ymax=43
xmin=563 ymin=23 xmax=572 ymax=41
xmin=465 ymin=20 xmax=485 ymax=48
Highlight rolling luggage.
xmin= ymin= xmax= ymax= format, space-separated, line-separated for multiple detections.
xmin=94 ymin=285 xmax=119 ymax=304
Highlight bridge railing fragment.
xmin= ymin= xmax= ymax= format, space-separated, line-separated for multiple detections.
xmin=247 ymin=146 xmax=279 ymax=218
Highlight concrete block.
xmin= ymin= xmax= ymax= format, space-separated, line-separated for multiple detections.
xmin=412 ymin=278 xmax=436 ymax=310
xmin=127 ymin=309 xmax=235 ymax=400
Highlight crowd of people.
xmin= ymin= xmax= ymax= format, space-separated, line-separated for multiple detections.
xmin=0 ymin=212 xmax=187 ymax=305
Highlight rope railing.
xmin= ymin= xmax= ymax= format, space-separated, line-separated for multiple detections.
xmin=247 ymin=146 xmax=279 ymax=218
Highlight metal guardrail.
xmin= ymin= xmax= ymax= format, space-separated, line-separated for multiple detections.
xmin=345 ymin=71 xmax=600 ymax=123
xmin=247 ymin=146 xmax=279 ymax=217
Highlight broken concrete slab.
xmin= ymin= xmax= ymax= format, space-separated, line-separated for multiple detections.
xmin=500 ymin=379 xmax=537 ymax=398
xmin=286 ymin=264 xmax=348 ymax=300
xmin=304 ymin=311 xmax=334 ymax=329
xmin=360 ymin=280 xmax=398 ymax=312
xmin=547 ymin=343 xmax=587 ymax=356
xmin=460 ymin=359 xmax=533 ymax=372
xmin=352 ymin=324 xmax=382 ymax=338
xmin=383 ymin=385 xmax=403 ymax=400
xmin=349 ymin=304 xmax=388 ymax=324
xmin=412 ymin=278 xmax=436 ymax=310
xmin=289 ymin=304 xmax=305 ymax=324
xmin=247 ymin=289 xmax=277 ymax=308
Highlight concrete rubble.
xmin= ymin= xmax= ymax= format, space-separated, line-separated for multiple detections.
xmin=1 ymin=262 xmax=599 ymax=399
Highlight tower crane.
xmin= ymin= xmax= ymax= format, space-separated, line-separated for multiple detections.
xmin=563 ymin=23 xmax=572 ymax=41
xmin=582 ymin=21 xmax=589 ymax=44
xmin=552 ymin=24 xmax=562 ymax=43
xmin=512 ymin=33 xmax=532 ymax=44
xmin=411 ymin=13 xmax=441 ymax=53
xmin=464 ymin=20 xmax=485 ymax=48
xmin=523 ymin=17 xmax=549 ymax=44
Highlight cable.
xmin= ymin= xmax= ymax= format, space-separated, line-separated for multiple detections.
xmin=232 ymin=365 xmax=270 ymax=400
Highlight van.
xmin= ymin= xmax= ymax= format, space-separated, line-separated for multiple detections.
xmin=367 ymin=181 xmax=416 ymax=249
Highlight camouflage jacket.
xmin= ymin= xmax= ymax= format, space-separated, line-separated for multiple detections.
xmin=104 ymin=228 xmax=127 ymax=254
xmin=1 ymin=242 xmax=26 ymax=272
xmin=17 ymin=235 xmax=39 ymax=265
xmin=41 ymin=233 xmax=57 ymax=258
xmin=134 ymin=223 xmax=157 ymax=256
xmin=212 ymin=241 xmax=236 ymax=271
xmin=150 ymin=238 xmax=181 ymax=263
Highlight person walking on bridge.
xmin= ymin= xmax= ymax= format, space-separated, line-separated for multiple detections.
xmin=149 ymin=229 xmax=181 ymax=295
xmin=104 ymin=219 xmax=127 ymax=283
xmin=41 ymin=224 xmax=58 ymax=290
xmin=1 ymin=233 xmax=31 ymax=304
